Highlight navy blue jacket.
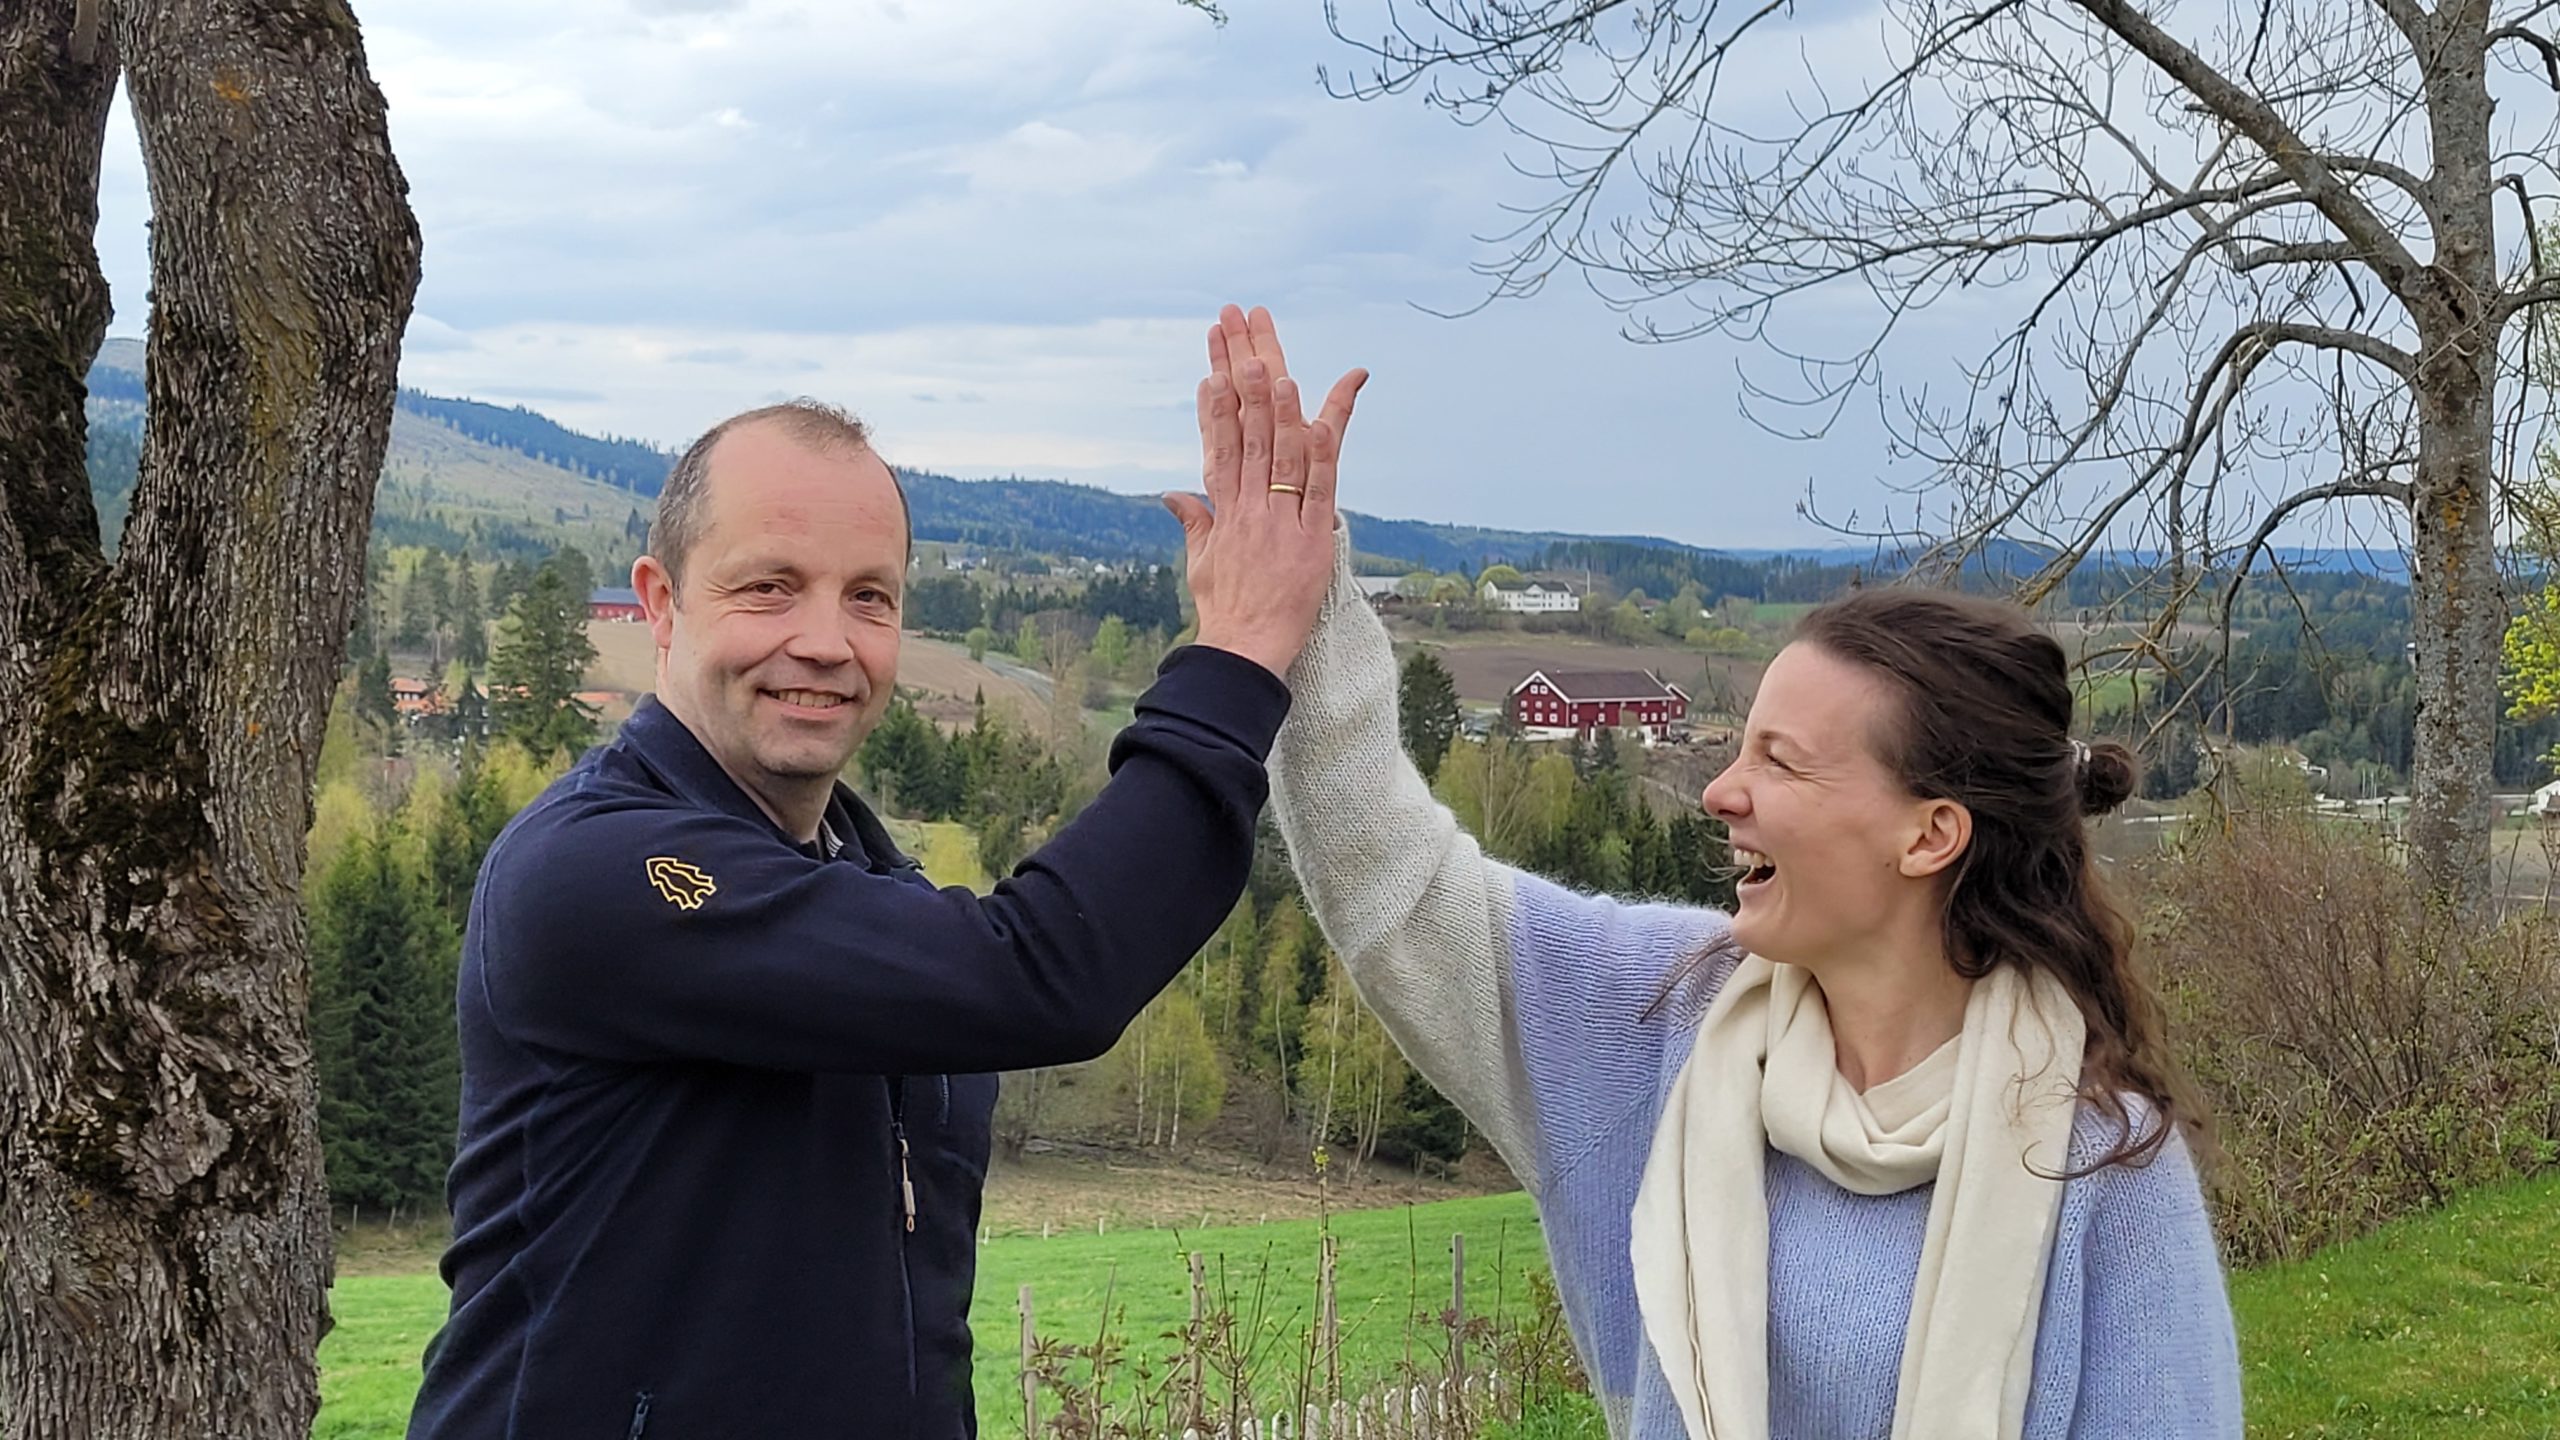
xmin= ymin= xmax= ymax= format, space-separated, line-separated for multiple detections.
xmin=406 ymin=647 xmax=1287 ymax=1439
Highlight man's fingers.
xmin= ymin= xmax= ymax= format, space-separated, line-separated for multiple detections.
xmin=1247 ymin=305 xmax=1291 ymax=383
xmin=1237 ymin=357 xmax=1275 ymax=504
xmin=1270 ymin=376 xmax=1308 ymax=504
xmin=1198 ymin=374 xmax=1241 ymax=510
xmin=1208 ymin=322 xmax=1232 ymax=381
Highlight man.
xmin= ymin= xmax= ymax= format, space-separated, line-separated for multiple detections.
xmin=406 ymin=307 xmax=1365 ymax=1438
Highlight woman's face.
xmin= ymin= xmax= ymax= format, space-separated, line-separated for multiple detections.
xmin=1701 ymin=642 xmax=1960 ymax=970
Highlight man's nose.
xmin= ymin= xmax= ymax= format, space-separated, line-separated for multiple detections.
xmin=782 ymin=604 xmax=858 ymax=666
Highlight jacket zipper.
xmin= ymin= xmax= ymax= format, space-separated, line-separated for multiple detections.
xmin=891 ymin=1076 xmax=920 ymax=1404
xmin=893 ymin=1121 xmax=917 ymax=1232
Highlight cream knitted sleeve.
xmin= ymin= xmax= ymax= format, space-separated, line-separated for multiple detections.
xmin=1270 ymin=529 xmax=1542 ymax=1190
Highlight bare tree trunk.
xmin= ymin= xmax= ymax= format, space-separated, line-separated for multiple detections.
xmin=2407 ymin=348 xmax=2504 ymax=913
xmin=0 ymin=0 xmax=421 ymax=1433
xmin=2404 ymin=16 xmax=2505 ymax=916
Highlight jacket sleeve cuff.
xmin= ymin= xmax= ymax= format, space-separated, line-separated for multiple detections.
xmin=1143 ymin=644 xmax=1294 ymax=762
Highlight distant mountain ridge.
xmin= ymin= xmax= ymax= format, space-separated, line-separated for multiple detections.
xmin=78 ymin=339 xmax=2414 ymax=582
xmin=81 ymin=340 xmax=1774 ymax=574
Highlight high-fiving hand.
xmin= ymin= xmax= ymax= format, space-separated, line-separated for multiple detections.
xmin=1163 ymin=305 xmax=1368 ymax=682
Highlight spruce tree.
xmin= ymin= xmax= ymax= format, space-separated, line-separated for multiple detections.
xmin=488 ymin=551 xmax=600 ymax=761
xmin=415 ymin=549 xmax=452 ymax=660
xmin=356 ymin=652 xmax=398 ymax=732
xmin=1396 ymin=649 xmax=1461 ymax=782
xmin=452 ymin=556 xmax=488 ymax=667
xmin=394 ymin=555 xmax=431 ymax=649
xmin=309 ymin=829 xmax=460 ymax=1214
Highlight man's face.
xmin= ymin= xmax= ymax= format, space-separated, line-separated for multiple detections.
xmin=636 ymin=424 xmax=905 ymax=810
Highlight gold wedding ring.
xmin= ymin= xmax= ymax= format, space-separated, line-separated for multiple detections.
xmin=1269 ymin=483 xmax=1304 ymax=496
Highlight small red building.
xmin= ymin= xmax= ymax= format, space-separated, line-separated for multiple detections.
xmin=1509 ymin=668 xmax=1690 ymax=739
xmin=588 ymin=586 xmax=646 ymax=623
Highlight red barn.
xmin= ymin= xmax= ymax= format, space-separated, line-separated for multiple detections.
xmin=1509 ymin=668 xmax=1690 ymax=739
xmin=588 ymin=586 xmax=646 ymax=623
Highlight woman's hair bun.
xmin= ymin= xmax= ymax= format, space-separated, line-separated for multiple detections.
xmin=2077 ymin=739 xmax=2138 ymax=817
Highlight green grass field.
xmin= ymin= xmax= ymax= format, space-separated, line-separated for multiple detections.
xmin=882 ymin=818 xmax=991 ymax=890
xmin=319 ymin=1192 xmax=1547 ymax=1437
xmin=2229 ymin=1172 xmax=2560 ymax=1437
xmin=317 ymin=1175 xmax=2560 ymax=1437
xmin=2073 ymin=668 xmax=2144 ymax=719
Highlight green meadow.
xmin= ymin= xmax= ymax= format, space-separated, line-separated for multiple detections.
xmin=319 ymin=1191 xmax=1547 ymax=1438
xmin=317 ymin=1175 xmax=2560 ymax=1438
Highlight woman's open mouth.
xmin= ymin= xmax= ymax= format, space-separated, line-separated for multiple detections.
xmin=1733 ymin=846 xmax=1778 ymax=889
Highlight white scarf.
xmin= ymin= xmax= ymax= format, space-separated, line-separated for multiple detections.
xmin=1629 ymin=957 xmax=2085 ymax=1440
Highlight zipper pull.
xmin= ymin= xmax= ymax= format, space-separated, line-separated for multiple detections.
xmin=897 ymin=1128 xmax=917 ymax=1233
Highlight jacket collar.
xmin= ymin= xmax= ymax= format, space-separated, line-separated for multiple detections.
xmin=619 ymin=695 xmax=922 ymax=876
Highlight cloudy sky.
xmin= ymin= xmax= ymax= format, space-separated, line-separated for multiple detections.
xmin=82 ymin=0 xmax=2328 ymax=551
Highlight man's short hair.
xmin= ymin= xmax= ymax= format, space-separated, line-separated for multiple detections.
xmin=650 ymin=399 xmax=911 ymax=588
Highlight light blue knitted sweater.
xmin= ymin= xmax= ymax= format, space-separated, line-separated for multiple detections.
xmin=1268 ymin=535 xmax=2243 ymax=1438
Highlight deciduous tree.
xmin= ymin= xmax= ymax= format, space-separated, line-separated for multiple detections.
xmin=1325 ymin=0 xmax=2560 ymax=910
xmin=0 ymin=0 xmax=420 ymax=1429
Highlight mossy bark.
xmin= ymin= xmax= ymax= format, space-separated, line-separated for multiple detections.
xmin=0 ymin=1 xmax=420 ymax=1435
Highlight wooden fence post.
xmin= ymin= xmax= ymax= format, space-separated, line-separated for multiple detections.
xmin=1188 ymin=1250 xmax=1208 ymax=1425
xmin=1019 ymin=1283 xmax=1039 ymax=1438
xmin=1447 ymin=1232 xmax=1466 ymax=1400
xmin=1319 ymin=1232 xmax=1340 ymax=1405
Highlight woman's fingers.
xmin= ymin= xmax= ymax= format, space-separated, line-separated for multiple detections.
xmin=1316 ymin=368 xmax=1367 ymax=451
xmin=1161 ymin=490 xmax=1214 ymax=550
xmin=1218 ymin=305 xmax=1252 ymax=378
xmin=1300 ymin=369 xmax=1365 ymax=525
xmin=1247 ymin=305 xmax=1290 ymax=384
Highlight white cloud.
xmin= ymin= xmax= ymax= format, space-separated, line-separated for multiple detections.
xmin=942 ymin=122 xmax=1167 ymax=199
xmin=87 ymin=0 xmax=1954 ymax=547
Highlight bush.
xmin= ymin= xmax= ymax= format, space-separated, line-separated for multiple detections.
xmin=2140 ymin=813 xmax=2560 ymax=1264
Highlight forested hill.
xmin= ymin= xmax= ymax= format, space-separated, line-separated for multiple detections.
xmin=78 ymin=339 xmax=1768 ymax=576
xmin=394 ymin=390 xmax=674 ymax=496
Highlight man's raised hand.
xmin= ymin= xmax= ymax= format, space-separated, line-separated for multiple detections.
xmin=1163 ymin=306 xmax=1367 ymax=681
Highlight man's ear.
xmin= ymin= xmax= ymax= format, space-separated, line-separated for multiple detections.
xmin=634 ymin=555 xmax=678 ymax=653
xmin=1901 ymin=797 xmax=1971 ymax=880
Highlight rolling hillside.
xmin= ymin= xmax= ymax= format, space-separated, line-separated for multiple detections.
xmin=78 ymin=339 xmax=1778 ymax=578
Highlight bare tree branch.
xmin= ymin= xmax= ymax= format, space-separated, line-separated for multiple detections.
xmin=2489 ymin=23 xmax=2560 ymax=91
xmin=2498 ymin=272 xmax=2560 ymax=320
xmin=2232 ymin=239 xmax=2365 ymax=271
xmin=2239 ymin=319 xmax=2420 ymax=377
xmin=2220 ymin=470 xmax=2418 ymax=622
xmin=2071 ymin=0 xmax=2428 ymax=296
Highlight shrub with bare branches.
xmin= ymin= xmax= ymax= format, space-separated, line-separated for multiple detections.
xmin=2141 ymin=813 xmax=2560 ymax=1263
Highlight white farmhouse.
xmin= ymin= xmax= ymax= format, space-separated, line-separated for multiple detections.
xmin=1482 ymin=578 xmax=1581 ymax=614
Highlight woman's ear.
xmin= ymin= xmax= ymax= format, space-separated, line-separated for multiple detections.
xmin=1901 ymin=798 xmax=1971 ymax=880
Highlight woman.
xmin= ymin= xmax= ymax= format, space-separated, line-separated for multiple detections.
xmin=1195 ymin=314 xmax=2244 ymax=1438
